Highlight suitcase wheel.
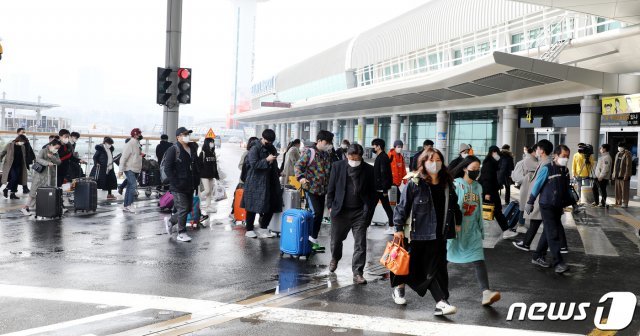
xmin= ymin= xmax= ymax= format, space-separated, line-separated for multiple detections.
xmin=280 ymin=252 xmax=284 ymax=258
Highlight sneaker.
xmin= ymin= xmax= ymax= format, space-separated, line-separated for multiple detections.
xmin=502 ymin=229 xmax=518 ymax=239
xmin=122 ymin=206 xmax=135 ymax=213
xmin=482 ymin=290 xmax=501 ymax=306
xmin=353 ymin=274 xmax=367 ymax=285
xmin=20 ymin=208 xmax=30 ymax=216
xmin=22 ymin=186 xmax=30 ymax=194
xmin=176 ymin=233 xmax=192 ymax=242
xmin=622 ymin=204 xmax=629 ymax=208
xmin=560 ymin=247 xmax=569 ymax=254
xmin=200 ymin=214 xmax=210 ymax=223
xmin=106 ymin=194 xmax=117 ymax=201
xmin=311 ymin=243 xmax=326 ymax=252
xmin=164 ymin=217 xmax=172 ymax=235
xmin=384 ymin=227 xmax=395 ymax=235
xmin=9 ymin=193 xmax=20 ymax=200
xmin=516 ymin=225 xmax=528 ymax=234
xmin=329 ymin=259 xmax=338 ymax=273
xmin=512 ymin=241 xmax=530 ymax=251
xmin=555 ymin=263 xmax=570 ymax=274
xmin=531 ymin=257 xmax=551 ymax=268
xmin=434 ymin=300 xmax=457 ymax=316
xmin=392 ymin=286 xmax=407 ymax=305
xmin=257 ymin=228 xmax=275 ymax=238
xmin=117 ymin=186 xmax=124 ymax=195
xmin=245 ymin=230 xmax=257 ymax=238
xmin=591 ymin=202 xmax=599 ymax=207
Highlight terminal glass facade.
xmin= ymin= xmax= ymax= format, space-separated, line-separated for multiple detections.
xmin=407 ymin=115 xmax=437 ymax=151
xmin=448 ymin=110 xmax=498 ymax=161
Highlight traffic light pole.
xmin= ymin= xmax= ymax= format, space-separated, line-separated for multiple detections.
xmin=163 ymin=0 xmax=182 ymax=137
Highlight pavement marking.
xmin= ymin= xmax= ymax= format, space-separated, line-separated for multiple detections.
xmin=1 ymin=307 xmax=146 ymax=336
xmin=574 ymin=225 xmax=619 ymax=256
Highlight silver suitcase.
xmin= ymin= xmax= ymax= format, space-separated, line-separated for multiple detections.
xmin=269 ymin=187 xmax=301 ymax=235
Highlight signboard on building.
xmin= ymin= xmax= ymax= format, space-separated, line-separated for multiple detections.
xmin=602 ymin=94 xmax=640 ymax=115
xmin=601 ymin=112 xmax=640 ymax=127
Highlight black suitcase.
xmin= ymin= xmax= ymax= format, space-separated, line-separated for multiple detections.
xmin=503 ymin=200 xmax=520 ymax=229
xmin=74 ymin=178 xmax=98 ymax=212
xmin=36 ymin=186 xmax=63 ymax=219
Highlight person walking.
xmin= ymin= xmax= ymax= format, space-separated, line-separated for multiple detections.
xmin=449 ymin=143 xmax=470 ymax=171
xmin=295 ymin=130 xmax=334 ymax=251
xmin=612 ymin=142 xmax=633 ymax=208
xmin=67 ymin=131 xmax=86 ymax=180
xmin=90 ymin=137 xmax=118 ymax=200
xmin=56 ymin=129 xmax=73 ymax=189
xmin=498 ymin=144 xmax=515 ymax=204
xmin=242 ymin=129 xmax=281 ymax=238
xmin=326 ymin=144 xmax=376 ymax=285
xmin=479 ymin=146 xmax=518 ymax=239
xmin=280 ymin=139 xmax=301 ymax=185
xmin=198 ymin=136 xmax=220 ymax=215
xmin=389 ymin=140 xmax=407 ymax=187
xmin=449 ymin=156 xmax=501 ymax=306
xmin=392 ymin=149 xmax=461 ymax=316
xmin=571 ymin=143 xmax=595 ymax=202
xmin=163 ymin=127 xmax=198 ymax=242
xmin=526 ymin=145 xmax=577 ymax=274
xmin=156 ymin=134 xmax=173 ymax=164
xmin=120 ymin=128 xmax=143 ymax=213
xmin=371 ymin=138 xmax=395 ymax=235
xmin=1 ymin=134 xmax=30 ymax=200
xmin=335 ymin=139 xmax=350 ymax=160
xmin=21 ymin=139 xmax=62 ymax=216
xmin=593 ymin=144 xmax=612 ymax=207
xmin=16 ymin=128 xmax=35 ymax=194
xmin=410 ymin=140 xmax=434 ymax=171
xmin=230 ymin=136 xmax=258 ymax=220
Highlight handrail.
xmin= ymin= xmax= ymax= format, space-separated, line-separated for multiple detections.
xmin=0 ymin=130 xmax=162 ymax=141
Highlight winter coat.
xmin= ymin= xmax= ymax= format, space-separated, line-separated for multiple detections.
xmin=326 ymin=160 xmax=376 ymax=218
xmin=198 ymin=147 xmax=220 ymax=180
xmin=373 ymin=151 xmax=392 ymax=191
xmin=242 ymin=141 xmax=283 ymax=214
xmin=449 ymin=155 xmax=465 ymax=173
xmin=90 ymin=144 xmax=117 ymax=191
xmin=388 ymin=149 xmax=406 ymax=186
xmin=0 ymin=142 xmax=28 ymax=185
xmin=595 ymin=153 xmax=612 ymax=180
xmin=497 ymin=151 xmax=515 ymax=185
xmin=281 ymin=146 xmax=300 ymax=181
xmin=448 ymin=177 xmax=484 ymax=263
xmin=162 ymin=143 xmax=198 ymax=194
xmin=295 ymin=145 xmax=332 ymax=196
xmin=571 ymin=153 xmax=595 ymax=178
xmin=479 ymin=156 xmax=501 ymax=196
xmin=120 ymin=138 xmax=142 ymax=173
xmin=28 ymin=148 xmax=61 ymax=199
xmin=24 ymin=141 xmax=36 ymax=167
xmin=612 ymin=150 xmax=633 ymax=180
xmin=517 ymin=156 xmax=539 ymax=211
xmin=523 ymin=156 xmax=552 ymax=220
xmin=156 ymin=140 xmax=173 ymax=164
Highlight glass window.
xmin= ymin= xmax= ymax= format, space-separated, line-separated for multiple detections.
xmin=428 ymin=52 xmax=441 ymax=70
xmin=414 ymin=56 xmax=427 ymax=73
xmin=448 ymin=110 xmax=498 ymax=162
xmin=464 ymin=46 xmax=475 ymax=62
xmin=528 ymin=27 xmax=543 ymax=48
xmin=511 ymin=33 xmax=524 ymax=53
xmin=597 ymin=17 xmax=621 ymax=33
xmin=478 ymin=42 xmax=490 ymax=55
xmin=407 ymin=115 xmax=437 ymax=151
xmin=453 ymin=50 xmax=462 ymax=65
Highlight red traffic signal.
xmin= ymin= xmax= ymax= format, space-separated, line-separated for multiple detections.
xmin=177 ymin=68 xmax=191 ymax=104
xmin=178 ymin=68 xmax=190 ymax=79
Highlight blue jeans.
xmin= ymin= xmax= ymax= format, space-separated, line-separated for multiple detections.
xmin=124 ymin=171 xmax=138 ymax=207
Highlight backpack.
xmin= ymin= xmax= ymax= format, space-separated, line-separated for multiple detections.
xmin=160 ymin=145 xmax=181 ymax=185
xmin=511 ymin=160 xmax=526 ymax=184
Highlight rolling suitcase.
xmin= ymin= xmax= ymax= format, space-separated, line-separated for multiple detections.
xmin=74 ymin=178 xmax=98 ymax=212
xmin=158 ymin=191 xmax=174 ymax=211
xmin=234 ymin=187 xmax=247 ymax=222
xmin=503 ymin=200 xmax=520 ymax=229
xmin=36 ymin=166 xmax=63 ymax=219
xmin=269 ymin=187 xmax=301 ymax=235
xmin=280 ymin=208 xmax=314 ymax=259
xmin=186 ymin=195 xmax=202 ymax=228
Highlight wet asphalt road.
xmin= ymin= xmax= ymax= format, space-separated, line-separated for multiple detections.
xmin=0 ymin=143 xmax=639 ymax=335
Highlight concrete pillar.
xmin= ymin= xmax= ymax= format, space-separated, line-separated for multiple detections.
xmin=436 ymin=111 xmax=449 ymax=161
xmin=502 ymin=106 xmax=518 ymax=150
xmin=580 ymin=95 xmax=600 ymax=146
xmin=357 ymin=116 xmax=366 ymax=145
xmin=496 ymin=110 xmax=503 ymax=147
xmin=390 ymin=115 xmax=401 ymax=146
xmin=332 ymin=119 xmax=339 ymax=140
xmin=402 ymin=116 xmax=410 ymax=149
xmin=292 ymin=122 xmax=300 ymax=140
xmin=345 ymin=119 xmax=354 ymax=143
xmin=285 ymin=123 xmax=291 ymax=142
xmin=0 ymin=106 xmax=5 ymax=131
xmin=309 ymin=120 xmax=319 ymax=141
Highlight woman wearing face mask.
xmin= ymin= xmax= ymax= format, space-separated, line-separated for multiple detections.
xmin=198 ymin=137 xmax=220 ymax=214
xmin=392 ymin=149 xmax=462 ymax=316
xmin=449 ymin=156 xmax=501 ymax=306
xmin=21 ymin=139 xmax=62 ymax=216
xmin=280 ymin=139 xmax=301 ymax=185
xmin=90 ymin=137 xmax=118 ymax=200
xmin=335 ymin=139 xmax=350 ymax=161
xmin=0 ymin=134 xmax=30 ymax=200
xmin=478 ymin=146 xmax=517 ymax=239
xmin=388 ymin=140 xmax=407 ymax=187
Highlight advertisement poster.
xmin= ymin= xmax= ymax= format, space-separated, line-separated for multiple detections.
xmin=601 ymin=94 xmax=640 ymax=115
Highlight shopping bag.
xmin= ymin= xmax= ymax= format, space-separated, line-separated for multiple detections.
xmin=380 ymin=237 xmax=410 ymax=276
xmin=213 ymin=184 xmax=227 ymax=201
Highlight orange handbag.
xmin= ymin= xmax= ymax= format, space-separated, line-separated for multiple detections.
xmin=380 ymin=237 xmax=410 ymax=276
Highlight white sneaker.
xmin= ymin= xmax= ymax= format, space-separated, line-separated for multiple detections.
xmin=482 ymin=290 xmax=501 ymax=306
xmin=245 ymin=230 xmax=257 ymax=238
xmin=21 ymin=208 xmax=30 ymax=216
xmin=434 ymin=300 xmax=457 ymax=316
xmin=392 ymin=286 xmax=407 ymax=305
xmin=516 ymin=225 xmax=528 ymax=234
xmin=176 ymin=233 xmax=192 ymax=242
xmin=502 ymin=229 xmax=518 ymax=239
xmin=384 ymin=227 xmax=395 ymax=235
xmin=258 ymin=228 xmax=276 ymax=238
xmin=164 ymin=217 xmax=172 ymax=235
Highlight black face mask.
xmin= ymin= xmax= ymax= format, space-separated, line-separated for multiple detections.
xmin=137 ymin=135 xmax=143 ymax=141
xmin=467 ymin=170 xmax=480 ymax=181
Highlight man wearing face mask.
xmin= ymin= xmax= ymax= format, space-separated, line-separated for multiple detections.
xmin=56 ymin=129 xmax=74 ymax=189
xmin=295 ymin=130 xmax=334 ymax=251
xmin=326 ymin=144 xmax=376 ymax=284
xmin=67 ymin=131 xmax=86 ymax=181
xmin=120 ymin=128 xmax=144 ymax=213
xmin=371 ymin=138 xmax=394 ymax=235
xmin=526 ymin=145 xmax=576 ymax=274
xmin=388 ymin=140 xmax=407 ymax=187
xmin=335 ymin=139 xmax=350 ymax=161
xmin=410 ymin=140 xmax=434 ymax=172
xmin=449 ymin=143 xmax=470 ymax=172
xmin=612 ymin=142 xmax=633 ymax=208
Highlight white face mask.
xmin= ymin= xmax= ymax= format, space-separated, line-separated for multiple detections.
xmin=182 ymin=135 xmax=191 ymax=143
xmin=49 ymin=147 xmax=58 ymax=154
xmin=618 ymin=147 xmax=625 ymax=152
xmin=209 ymin=143 xmax=215 ymax=148
xmin=62 ymin=138 xmax=69 ymax=144
xmin=341 ymin=144 xmax=347 ymax=149
xmin=395 ymin=147 xmax=403 ymax=154
xmin=460 ymin=153 xmax=468 ymax=159
xmin=104 ymin=144 xmax=111 ymax=149
xmin=557 ymin=157 xmax=569 ymax=166
xmin=70 ymin=138 xmax=77 ymax=144
xmin=316 ymin=143 xmax=326 ymax=151
xmin=492 ymin=153 xmax=501 ymax=161
xmin=347 ymin=160 xmax=361 ymax=168
xmin=425 ymin=161 xmax=442 ymax=174
xmin=15 ymin=142 xmax=24 ymax=146
xmin=326 ymin=144 xmax=333 ymax=151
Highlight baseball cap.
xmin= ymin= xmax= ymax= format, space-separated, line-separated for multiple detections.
xmin=175 ymin=127 xmax=193 ymax=137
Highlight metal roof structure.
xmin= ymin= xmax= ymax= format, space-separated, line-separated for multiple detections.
xmin=0 ymin=98 xmax=59 ymax=111
xmin=515 ymin=0 xmax=640 ymax=24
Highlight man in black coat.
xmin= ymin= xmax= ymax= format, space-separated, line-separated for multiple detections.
xmin=449 ymin=142 xmax=470 ymax=172
xmin=409 ymin=139 xmax=433 ymax=171
xmin=156 ymin=134 xmax=173 ymax=164
xmin=370 ymin=138 xmax=395 ymax=234
xmin=326 ymin=144 xmax=376 ymax=285
xmin=498 ymin=144 xmax=515 ymax=204
xmin=242 ymin=129 xmax=282 ymax=239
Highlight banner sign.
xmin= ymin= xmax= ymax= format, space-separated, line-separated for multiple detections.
xmin=602 ymin=94 xmax=640 ymax=115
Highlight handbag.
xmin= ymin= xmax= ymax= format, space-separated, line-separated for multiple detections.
xmin=482 ymin=203 xmax=495 ymax=221
xmin=380 ymin=237 xmax=410 ymax=276
xmin=32 ymin=162 xmax=46 ymax=173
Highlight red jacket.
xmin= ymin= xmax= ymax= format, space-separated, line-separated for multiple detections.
xmin=388 ymin=149 xmax=406 ymax=186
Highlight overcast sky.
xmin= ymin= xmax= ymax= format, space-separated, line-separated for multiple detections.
xmin=0 ymin=0 xmax=428 ymax=131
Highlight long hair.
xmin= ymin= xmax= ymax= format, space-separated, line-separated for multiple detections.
xmin=203 ymin=138 xmax=215 ymax=154
xmin=416 ymin=148 xmax=452 ymax=185
xmin=450 ymin=155 xmax=482 ymax=179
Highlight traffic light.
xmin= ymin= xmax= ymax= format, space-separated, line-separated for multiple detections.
xmin=177 ymin=68 xmax=191 ymax=104
xmin=156 ymin=67 xmax=172 ymax=106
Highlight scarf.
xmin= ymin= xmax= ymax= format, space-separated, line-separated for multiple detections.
xmin=347 ymin=164 xmax=364 ymax=196
xmin=105 ymin=145 xmax=113 ymax=172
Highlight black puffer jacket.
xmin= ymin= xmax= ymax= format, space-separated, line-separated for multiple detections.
xmin=90 ymin=144 xmax=117 ymax=191
xmin=241 ymin=141 xmax=282 ymax=214
xmin=199 ymin=145 xmax=220 ymax=180
xmin=373 ymin=151 xmax=392 ymax=191
xmin=479 ymin=155 xmax=501 ymax=196
xmin=162 ymin=143 xmax=199 ymax=194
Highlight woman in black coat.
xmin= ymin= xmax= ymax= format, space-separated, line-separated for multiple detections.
xmin=199 ymin=138 xmax=220 ymax=213
xmin=90 ymin=137 xmax=118 ymax=200
xmin=478 ymin=146 xmax=511 ymax=235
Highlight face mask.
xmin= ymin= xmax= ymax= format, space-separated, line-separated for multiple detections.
xmin=395 ymin=147 xmax=403 ymax=154
xmin=341 ymin=144 xmax=347 ymax=149
xmin=15 ymin=142 xmax=24 ymax=146
xmin=492 ymin=153 xmax=501 ymax=161
xmin=62 ymin=138 xmax=69 ymax=144
xmin=347 ymin=160 xmax=361 ymax=168
xmin=425 ymin=161 xmax=442 ymax=174
xmin=182 ymin=135 xmax=191 ymax=143
xmin=70 ymin=138 xmax=76 ymax=144
xmin=104 ymin=144 xmax=111 ymax=149
xmin=326 ymin=144 xmax=333 ymax=151
xmin=467 ymin=170 xmax=480 ymax=180
xmin=209 ymin=143 xmax=215 ymax=148
xmin=618 ymin=147 xmax=624 ymax=152
xmin=460 ymin=153 xmax=468 ymax=159
xmin=557 ymin=157 xmax=569 ymax=166
xmin=137 ymin=135 xmax=143 ymax=141
xmin=49 ymin=147 xmax=58 ymax=154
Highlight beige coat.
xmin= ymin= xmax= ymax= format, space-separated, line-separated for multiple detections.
xmin=523 ymin=156 xmax=552 ymax=221
xmin=281 ymin=146 xmax=300 ymax=180
xmin=0 ymin=142 xmax=28 ymax=185
xmin=612 ymin=150 xmax=632 ymax=180
xmin=120 ymin=138 xmax=142 ymax=173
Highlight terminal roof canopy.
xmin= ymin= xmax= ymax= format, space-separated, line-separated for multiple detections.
xmin=0 ymin=98 xmax=59 ymax=111
xmin=515 ymin=0 xmax=640 ymax=24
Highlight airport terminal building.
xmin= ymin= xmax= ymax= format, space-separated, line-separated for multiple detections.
xmin=237 ymin=0 xmax=640 ymax=164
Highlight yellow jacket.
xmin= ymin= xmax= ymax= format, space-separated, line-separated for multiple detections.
xmin=571 ymin=153 xmax=595 ymax=178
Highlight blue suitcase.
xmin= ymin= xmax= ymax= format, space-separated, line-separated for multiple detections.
xmin=280 ymin=209 xmax=313 ymax=259
xmin=503 ymin=200 xmax=520 ymax=229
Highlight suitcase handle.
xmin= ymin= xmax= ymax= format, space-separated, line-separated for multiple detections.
xmin=47 ymin=164 xmax=58 ymax=187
